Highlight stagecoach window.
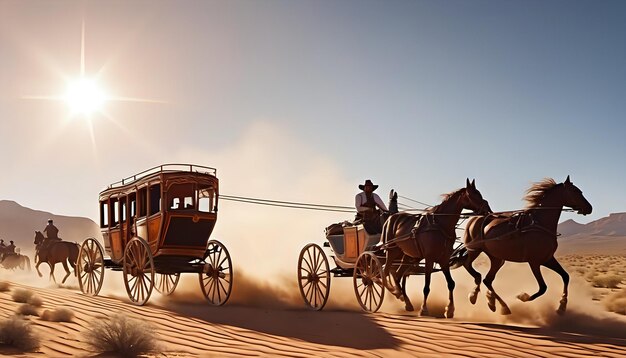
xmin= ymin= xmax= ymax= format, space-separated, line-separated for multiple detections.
xmin=198 ymin=187 xmax=216 ymax=213
xmin=100 ymin=202 xmax=109 ymax=228
xmin=111 ymin=199 xmax=119 ymax=227
xmin=149 ymin=184 xmax=161 ymax=215
xmin=138 ymin=188 xmax=147 ymax=217
xmin=170 ymin=198 xmax=181 ymax=210
xmin=184 ymin=196 xmax=194 ymax=209
xmin=129 ymin=193 xmax=137 ymax=218
xmin=120 ymin=198 xmax=127 ymax=223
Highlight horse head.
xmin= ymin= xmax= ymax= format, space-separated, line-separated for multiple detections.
xmin=34 ymin=231 xmax=45 ymax=246
xmin=561 ymin=176 xmax=593 ymax=215
xmin=461 ymin=178 xmax=492 ymax=215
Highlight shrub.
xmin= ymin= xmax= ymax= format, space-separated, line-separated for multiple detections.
xmin=11 ymin=289 xmax=34 ymax=303
xmin=17 ymin=304 xmax=39 ymax=317
xmin=0 ymin=316 xmax=40 ymax=351
xmin=84 ymin=314 xmax=158 ymax=358
xmin=592 ymin=275 xmax=623 ymax=289
xmin=27 ymin=295 xmax=44 ymax=307
xmin=0 ymin=281 xmax=10 ymax=292
xmin=605 ymin=289 xmax=626 ymax=315
xmin=41 ymin=308 xmax=74 ymax=322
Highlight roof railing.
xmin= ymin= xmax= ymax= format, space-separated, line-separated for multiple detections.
xmin=107 ymin=164 xmax=217 ymax=189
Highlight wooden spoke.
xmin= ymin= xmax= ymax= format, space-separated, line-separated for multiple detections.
xmin=199 ymin=240 xmax=233 ymax=306
xmin=155 ymin=273 xmax=180 ymax=296
xmin=123 ymin=237 xmax=154 ymax=306
xmin=297 ymin=243 xmax=331 ymax=311
xmin=353 ymin=252 xmax=385 ymax=313
xmin=77 ymin=238 xmax=105 ymax=296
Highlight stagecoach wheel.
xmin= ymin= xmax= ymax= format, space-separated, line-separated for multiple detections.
xmin=77 ymin=238 xmax=105 ymax=296
xmin=155 ymin=273 xmax=180 ymax=296
xmin=353 ymin=252 xmax=385 ymax=313
xmin=297 ymin=243 xmax=331 ymax=310
xmin=123 ymin=237 xmax=155 ymax=306
xmin=199 ymin=240 xmax=233 ymax=306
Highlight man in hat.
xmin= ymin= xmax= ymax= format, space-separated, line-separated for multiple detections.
xmin=43 ymin=219 xmax=60 ymax=241
xmin=7 ymin=240 xmax=16 ymax=255
xmin=355 ymin=179 xmax=388 ymax=234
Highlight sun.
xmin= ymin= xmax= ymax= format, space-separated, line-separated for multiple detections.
xmin=64 ymin=78 xmax=107 ymax=116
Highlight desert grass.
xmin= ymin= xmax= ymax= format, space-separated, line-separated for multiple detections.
xmin=84 ymin=314 xmax=159 ymax=358
xmin=591 ymin=274 xmax=623 ymax=289
xmin=17 ymin=304 xmax=39 ymax=317
xmin=27 ymin=295 xmax=44 ymax=307
xmin=0 ymin=316 xmax=40 ymax=352
xmin=11 ymin=288 xmax=34 ymax=303
xmin=606 ymin=289 xmax=626 ymax=315
xmin=0 ymin=281 xmax=10 ymax=292
xmin=41 ymin=308 xmax=74 ymax=322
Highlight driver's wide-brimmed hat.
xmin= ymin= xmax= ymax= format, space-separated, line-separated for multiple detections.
xmin=359 ymin=179 xmax=378 ymax=191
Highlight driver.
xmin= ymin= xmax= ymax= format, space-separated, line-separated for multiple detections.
xmin=44 ymin=219 xmax=61 ymax=241
xmin=355 ymin=180 xmax=388 ymax=234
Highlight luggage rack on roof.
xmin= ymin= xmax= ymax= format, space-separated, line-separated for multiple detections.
xmin=107 ymin=163 xmax=217 ymax=189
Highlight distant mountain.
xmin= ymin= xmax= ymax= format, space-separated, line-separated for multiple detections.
xmin=557 ymin=213 xmax=626 ymax=255
xmin=0 ymin=200 xmax=101 ymax=255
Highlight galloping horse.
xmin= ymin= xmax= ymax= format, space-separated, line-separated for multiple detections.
xmin=33 ymin=231 xmax=79 ymax=284
xmin=463 ymin=176 xmax=592 ymax=315
xmin=382 ymin=179 xmax=491 ymax=317
xmin=0 ymin=250 xmax=31 ymax=271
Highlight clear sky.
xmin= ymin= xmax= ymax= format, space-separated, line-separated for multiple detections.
xmin=1 ymin=0 xmax=625 ymax=230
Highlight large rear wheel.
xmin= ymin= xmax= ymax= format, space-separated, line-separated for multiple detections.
xmin=77 ymin=238 xmax=105 ymax=296
xmin=353 ymin=251 xmax=385 ymax=313
xmin=123 ymin=237 xmax=155 ymax=306
xmin=199 ymin=240 xmax=233 ymax=306
xmin=155 ymin=273 xmax=180 ymax=296
xmin=297 ymin=243 xmax=331 ymax=310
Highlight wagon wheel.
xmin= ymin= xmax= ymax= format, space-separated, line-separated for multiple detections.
xmin=199 ymin=240 xmax=233 ymax=306
xmin=353 ymin=251 xmax=385 ymax=313
xmin=155 ymin=273 xmax=180 ymax=296
xmin=123 ymin=237 xmax=155 ymax=306
xmin=297 ymin=243 xmax=331 ymax=310
xmin=77 ymin=238 xmax=105 ymax=296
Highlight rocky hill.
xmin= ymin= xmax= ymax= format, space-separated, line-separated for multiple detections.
xmin=0 ymin=200 xmax=101 ymax=255
xmin=558 ymin=212 xmax=626 ymax=255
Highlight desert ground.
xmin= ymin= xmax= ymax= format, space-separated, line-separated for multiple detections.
xmin=0 ymin=253 xmax=625 ymax=357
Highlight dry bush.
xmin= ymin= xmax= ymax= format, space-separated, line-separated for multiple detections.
xmin=0 ymin=281 xmax=10 ymax=292
xmin=592 ymin=274 xmax=623 ymax=288
xmin=0 ymin=316 xmax=40 ymax=352
xmin=41 ymin=308 xmax=74 ymax=322
xmin=605 ymin=289 xmax=626 ymax=315
xmin=17 ymin=304 xmax=39 ymax=317
xmin=84 ymin=314 xmax=158 ymax=357
xmin=11 ymin=288 xmax=34 ymax=303
xmin=27 ymin=295 xmax=44 ymax=307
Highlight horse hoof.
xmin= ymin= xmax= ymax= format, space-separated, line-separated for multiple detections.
xmin=517 ymin=293 xmax=531 ymax=302
xmin=487 ymin=302 xmax=496 ymax=312
xmin=469 ymin=292 xmax=478 ymax=305
xmin=500 ymin=306 xmax=512 ymax=315
xmin=419 ymin=308 xmax=429 ymax=317
xmin=405 ymin=304 xmax=414 ymax=312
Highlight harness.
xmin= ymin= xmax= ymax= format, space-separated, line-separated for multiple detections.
xmin=382 ymin=214 xmax=457 ymax=257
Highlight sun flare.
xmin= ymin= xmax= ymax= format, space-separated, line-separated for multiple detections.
xmin=64 ymin=78 xmax=106 ymax=116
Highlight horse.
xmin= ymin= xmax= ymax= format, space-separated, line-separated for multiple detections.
xmin=0 ymin=250 xmax=31 ymax=271
xmin=33 ymin=231 xmax=79 ymax=284
xmin=382 ymin=179 xmax=492 ymax=317
xmin=463 ymin=176 xmax=592 ymax=315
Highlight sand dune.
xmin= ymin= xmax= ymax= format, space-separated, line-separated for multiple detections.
xmin=1 ymin=265 xmax=625 ymax=357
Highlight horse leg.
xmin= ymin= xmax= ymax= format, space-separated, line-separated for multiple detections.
xmin=49 ymin=263 xmax=57 ymax=283
xmin=463 ymin=249 xmax=482 ymax=305
xmin=419 ymin=260 xmax=434 ymax=316
xmin=383 ymin=248 xmax=403 ymax=298
xmin=482 ymin=256 xmax=511 ymax=315
xmin=35 ymin=261 xmax=44 ymax=278
xmin=542 ymin=256 xmax=569 ymax=315
xmin=517 ymin=262 xmax=547 ymax=303
xmin=397 ymin=262 xmax=414 ymax=311
xmin=61 ymin=260 xmax=71 ymax=284
xmin=441 ymin=265 xmax=456 ymax=318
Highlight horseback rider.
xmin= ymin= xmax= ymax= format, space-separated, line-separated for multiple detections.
xmin=7 ymin=240 xmax=16 ymax=255
xmin=0 ymin=239 xmax=5 ymax=249
xmin=355 ymin=179 xmax=388 ymax=234
xmin=44 ymin=219 xmax=61 ymax=241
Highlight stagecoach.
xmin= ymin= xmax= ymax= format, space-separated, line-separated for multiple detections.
xmin=76 ymin=164 xmax=232 ymax=306
xmin=297 ymin=186 xmax=480 ymax=313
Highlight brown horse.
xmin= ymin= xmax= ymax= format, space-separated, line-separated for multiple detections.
xmin=382 ymin=179 xmax=491 ymax=317
xmin=33 ymin=231 xmax=79 ymax=284
xmin=463 ymin=176 xmax=592 ymax=315
xmin=0 ymin=252 xmax=31 ymax=271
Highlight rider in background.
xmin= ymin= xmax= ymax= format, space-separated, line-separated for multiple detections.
xmin=7 ymin=240 xmax=16 ymax=254
xmin=44 ymin=219 xmax=61 ymax=241
xmin=355 ymin=179 xmax=388 ymax=234
xmin=0 ymin=239 xmax=5 ymax=249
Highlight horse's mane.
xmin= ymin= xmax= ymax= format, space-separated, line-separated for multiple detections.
xmin=524 ymin=178 xmax=558 ymax=208
xmin=427 ymin=188 xmax=464 ymax=213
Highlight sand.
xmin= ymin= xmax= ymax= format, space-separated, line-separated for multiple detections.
xmin=1 ymin=262 xmax=625 ymax=357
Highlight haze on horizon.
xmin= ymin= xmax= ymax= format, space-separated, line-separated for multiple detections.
xmin=0 ymin=0 xmax=624 ymax=230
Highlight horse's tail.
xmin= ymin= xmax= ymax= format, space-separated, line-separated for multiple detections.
xmin=22 ymin=255 xmax=31 ymax=272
